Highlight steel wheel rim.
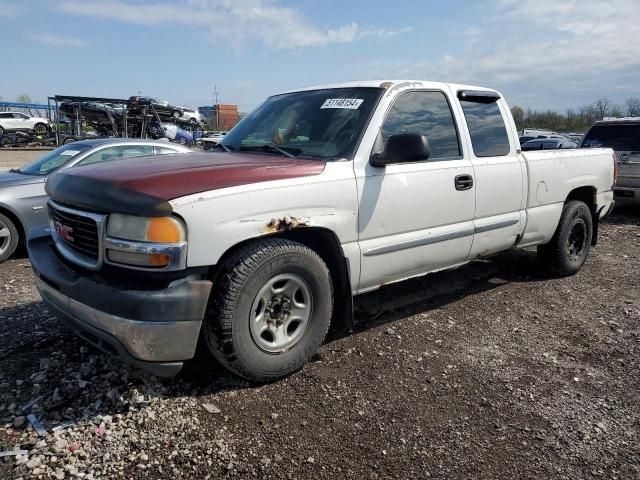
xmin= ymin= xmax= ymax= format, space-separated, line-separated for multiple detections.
xmin=0 ymin=219 xmax=11 ymax=256
xmin=249 ymin=273 xmax=313 ymax=353
xmin=568 ymin=219 xmax=587 ymax=260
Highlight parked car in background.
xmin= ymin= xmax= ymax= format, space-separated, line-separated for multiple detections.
xmin=128 ymin=96 xmax=183 ymax=120
xmin=29 ymin=80 xmax=615 ymax=382
xmin=581 ymin=117 xmax=640 ymax=204
xmin=522 ymin=138 xmax=577 ymax=150
xmin=520 ymin=128 xmax=557 ymax=137
xmin=0 ymin=139 xmax=192 ymax=263
xmin=148 ymin=122 xmax=194 ymax=146
xmin=199 ymin=131 xmax=228 ymax=150
xmin=180 ymin=108 xmax=207 ymax=126
xmin=564 ymin=133 xmax=584 ymax=144
xmin=519 ymin=134 xmax=565 ymax=145
xmin=0 ymin=112 xmax=50 ymax=135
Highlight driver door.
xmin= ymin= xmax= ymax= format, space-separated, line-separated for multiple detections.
xmin=355 ymin=89 xmax=476 ymax=292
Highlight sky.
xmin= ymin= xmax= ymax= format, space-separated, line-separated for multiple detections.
xmin=2 ymin=0 xmax=639 ymax=113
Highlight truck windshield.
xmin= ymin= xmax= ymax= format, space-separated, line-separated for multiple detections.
xmin=581 ymin=124 xmax=640 ymax=151
xmin=17 ymin=144 xmax=91 ymax=176
xmin=221 ymin=87 xmax=383 ymax=160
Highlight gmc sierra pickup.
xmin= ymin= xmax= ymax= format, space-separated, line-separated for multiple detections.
xmin=28 ymin=80 xmax=616 ymax=382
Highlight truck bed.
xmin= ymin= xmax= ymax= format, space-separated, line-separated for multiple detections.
xmin=518 ymin=147 xmax=614 ymax=246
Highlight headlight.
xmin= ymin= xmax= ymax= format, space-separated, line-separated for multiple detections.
xmin=105 ymin=214 xmax=187 ymax=269
xmin=107 ymin=214 xmax=186 ymax=243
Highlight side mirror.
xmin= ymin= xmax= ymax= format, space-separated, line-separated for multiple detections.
xmin=370 ymin=133 xmax=430 ymax=167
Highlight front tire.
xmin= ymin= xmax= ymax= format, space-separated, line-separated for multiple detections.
xmin=205 ymin=238 xmax=333 ymax=382
xmin=538 ymin=200 xmax=593 ymax=276
xmin=0 ymin=213 xmax=19 ymax=263
xmin=33 ymin=123 xmax=48 ymax=134
xmin=173 ymin=110 xmax=182 ymax=119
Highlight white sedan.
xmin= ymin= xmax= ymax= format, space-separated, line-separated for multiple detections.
xmin=0 ymin=111 xmax=50 ymax=135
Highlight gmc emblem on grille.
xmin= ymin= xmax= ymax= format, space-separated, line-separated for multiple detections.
xmin=54 ymin=221 xmax=74 ymax=243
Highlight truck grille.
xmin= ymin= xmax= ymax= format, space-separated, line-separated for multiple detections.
xmin=48 ymin=202 xmax=106 ymax=270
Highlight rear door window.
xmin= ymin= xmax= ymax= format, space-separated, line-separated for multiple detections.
xmin=155 ymin=146 xmax=181 ymax=155
xmin=460 ymin=99 xmax=511 ymax=157
xmin=76 ymin=145 xmax=155 ymax=166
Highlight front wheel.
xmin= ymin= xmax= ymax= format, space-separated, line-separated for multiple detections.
xmin=538 ymin=200 xmax=593 ymax=276
xmin=204 ymin=238 xmax=333 ymax=382
xmin=33 ymin=123 xmax=48 ymax=134
xmin=172 ymin=110 xmax=182 ymax=119
xmin=0 ymin=213 xmax=19 ymax=263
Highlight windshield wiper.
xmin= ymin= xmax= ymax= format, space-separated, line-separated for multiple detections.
xmin=213 ymin=143 xmax=233 ymax=153
xmin=240 ymin=144 xmax=301 ymax=158
xmin=9 ymin=168 xmax=21 ymax=174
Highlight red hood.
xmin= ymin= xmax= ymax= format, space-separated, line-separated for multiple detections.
xmin=46 ymin=152 xmax=326 ymax=217
xmin=67 ymin=152 xmax=326 ymax=200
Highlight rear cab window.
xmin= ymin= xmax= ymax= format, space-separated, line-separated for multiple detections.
xmin=459 ymin=92 xmax=511 ymax=157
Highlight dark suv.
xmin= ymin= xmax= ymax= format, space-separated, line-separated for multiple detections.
xmin=581 ymin=118 xmax=640 ymax=204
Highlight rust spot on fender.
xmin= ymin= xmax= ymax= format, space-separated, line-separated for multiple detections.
xmin=265 ymin=216 xmax=308 ymax=233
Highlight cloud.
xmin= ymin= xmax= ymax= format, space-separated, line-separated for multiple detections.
xmin=56 ymin=0 xmax=412 ymax=49
xmin=28 ymin=33 xmax=88 ymax=48
xmin=356 ymin=0 xmax=640 ymax=109
xmin=358 ymin=26 xmax=414 ymax=41
xmin=0 ymin=0 xmax=25 ymax=17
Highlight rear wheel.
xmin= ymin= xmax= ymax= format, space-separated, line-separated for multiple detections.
xmin=0 ymin=213 xmax=19 ymax=263
xmin=538 ymin=200 xmax=593 ymax=276
xmin=0 ymin=126 xmax=4 ymax=135
xmin=204 ymin=238 xmax=333 ymax=382
xmin=172 ymin=110 xmax=182 ymax=119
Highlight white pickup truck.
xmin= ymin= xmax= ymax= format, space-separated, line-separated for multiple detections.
xmin=28 ymin=80 xmax=615 ymax=382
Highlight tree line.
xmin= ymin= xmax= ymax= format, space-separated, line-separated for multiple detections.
xmin=511 ymin=97 xmax=640 ymax=133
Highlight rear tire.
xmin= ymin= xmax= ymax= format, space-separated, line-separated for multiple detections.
xmin=204 ymin=238 xmax=333 ymax=382
xmin=0 ymin=213 xmax=19 ymax=264
xmin=538 ymin=200 xmax=593 ymax=276
xmin=0 ymin=126 xmax=4 ymax=135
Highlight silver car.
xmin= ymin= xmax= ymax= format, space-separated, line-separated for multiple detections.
xmin=0 ymin=139 xmax=192 ymax=263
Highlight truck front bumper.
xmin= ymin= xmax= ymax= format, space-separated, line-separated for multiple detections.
xmin=28 ymin=228 xmax=213 ymax=377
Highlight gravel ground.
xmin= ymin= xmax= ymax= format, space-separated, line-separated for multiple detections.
xmin=0 ymin=208 xmax=638 ymax=479
xmin=0 ymin=150 xmax=50 ymax=171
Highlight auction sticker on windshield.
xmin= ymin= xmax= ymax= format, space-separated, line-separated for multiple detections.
xmin=60 ymin=150 xmax=81 ymax=156
xmin=321 ymin=98 xmax=364 ymax=109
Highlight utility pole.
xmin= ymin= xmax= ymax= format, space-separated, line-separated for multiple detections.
xmin=213 ymin=85 xmax=220 ymax=130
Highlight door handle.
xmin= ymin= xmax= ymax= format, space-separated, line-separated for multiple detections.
xmin=455 ymin=174 xmax=474 ymax=191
